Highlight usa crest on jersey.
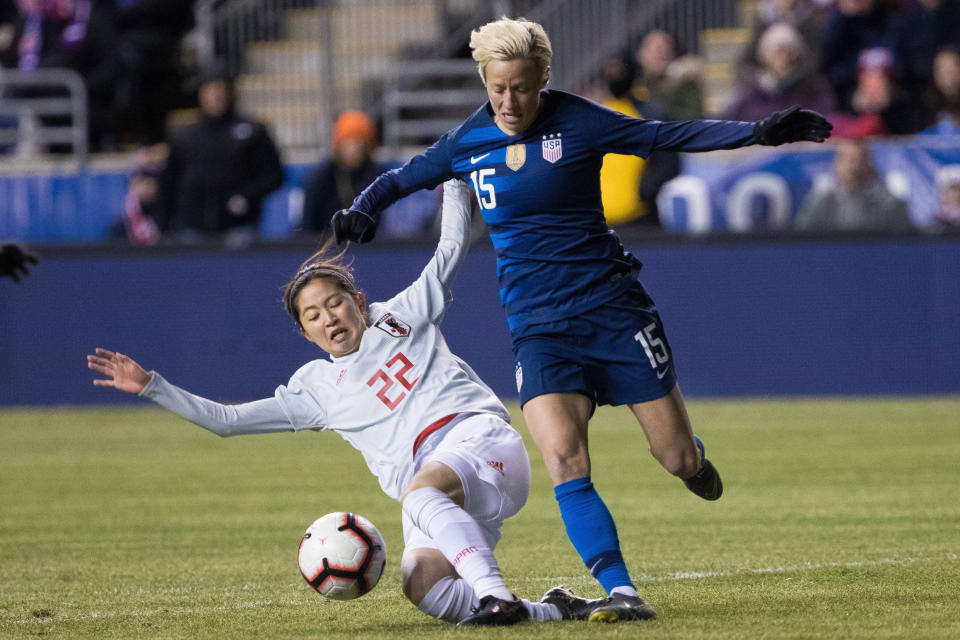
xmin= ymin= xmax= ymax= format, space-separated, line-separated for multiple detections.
xmin=374 ymin=313 xmax=411 ymax=338
xmin=541 ymin=134 xmax=562 ymax=163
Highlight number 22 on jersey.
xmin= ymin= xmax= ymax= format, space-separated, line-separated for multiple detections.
xmin=366 ymin=352 xmax=419 ymax=410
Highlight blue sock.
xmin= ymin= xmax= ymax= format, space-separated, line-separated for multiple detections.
xmin=693 ymin=434 xmax=706 ymax=474
xmin=554 ymin=476 xmax=634 ymax=594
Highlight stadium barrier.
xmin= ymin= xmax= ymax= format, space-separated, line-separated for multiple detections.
xmin=3 ymin=136 xmax=960 ymax=242
xmin=1 ymin=235 xmax=957 ymax=406
xmin=662 ymin=135 xmax=960 ymax=231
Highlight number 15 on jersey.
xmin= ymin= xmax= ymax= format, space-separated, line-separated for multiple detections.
xmin=469 ymin=169 xmax=496 ymax=210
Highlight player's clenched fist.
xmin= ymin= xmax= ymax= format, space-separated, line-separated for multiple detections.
xmin=331 ymin=209 xmax=378 ymax=245
xmin=754 ymin=105 xmax=833 ymax=146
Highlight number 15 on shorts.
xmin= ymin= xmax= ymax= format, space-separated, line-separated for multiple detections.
xmin=634 ymin=322 xmax=669 ymax=372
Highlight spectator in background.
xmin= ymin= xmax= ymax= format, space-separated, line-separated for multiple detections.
xmin=830 ymin=47 xmax=922 ymax=137
xmin=0 ymin=242 xmax=37 ymax=282
xmin=112 ymin=0 xmax=195 ymax=147
xmin=738 ymin=0 xmax=827 ymax=81
xmin=110 ymin=141 xmax=163 ymax=245
xmin=157 ymin=64 xmax=284 ymax=248
xmin=931 ymin=166 xmax=960 ymax=231
xmin=595 ymin=52 xmax=679 ymax=227
xmin=795 ymin=138 xmax=913 ymax=231
xmin=633 ymin=29 xmax=704 ymax=120
xmin=920 ymin=46 xmax=960 ymax=134
xmin=896 ymin=0 xmax=960 ymax=99
xmin=0 ymin=3 xmax=16 ymax=152
xmin=299 ymin=110 xmax=390 ymax=234
xmin=819 ymin=0 xmax=905 ymax=113
xmin=1 ymin=0 xmax=119 ymax=151
xmin=724 ymin=22 xmax=835 ymax=122
xmin=0 ymin=2 xmax=18 ymax=61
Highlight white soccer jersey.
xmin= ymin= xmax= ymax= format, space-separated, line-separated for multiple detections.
xmin=140 ymin=179 xmax=510 ymax=501
xmin=274 ymin=298 xmax=508 ymax=499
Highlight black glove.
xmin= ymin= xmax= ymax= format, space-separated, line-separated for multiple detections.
xmin=754 ymin=105 xmax=833 ymax=146
xmin=0 ymin=243 xmax=38 ymax=283
xmin=331 ymin=209 xmax=378 ymax=245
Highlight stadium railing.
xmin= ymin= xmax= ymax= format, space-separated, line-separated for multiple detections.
xmin=188 ymin=0 xmax=738 ymax=154
xmin=515 ymin=0 xmax=738 ymax=91
xmin=0 ymin=68 xmax=88 ymax=163
xmin=192 ymin=0 xmax=474 ymax=151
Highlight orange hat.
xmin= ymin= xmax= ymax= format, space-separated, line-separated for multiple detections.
xmin=333 ymin=110 xmax=376 ymax=149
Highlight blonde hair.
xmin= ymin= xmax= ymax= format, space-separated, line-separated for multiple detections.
xmin=469 ymin=17 xmax=552 ymax=84
xmin=282 ymin=239 xmax=361 ymax=329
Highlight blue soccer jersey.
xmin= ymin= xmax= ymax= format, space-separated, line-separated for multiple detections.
xmin=352 ymin=90 xmax=756 ymax=336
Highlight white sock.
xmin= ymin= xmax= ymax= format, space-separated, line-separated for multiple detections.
xmin=402 ymin=487 xmax=512 ymax=601
xmin=610 ymin=585 xmax=639 ymax=598
xmin=417 ymin=576 xmax=478 ymax=623
xmin=522 ymin=598 xmax=562 ymax=621
xmin=416 ymin=578 xmax=562 ymax=623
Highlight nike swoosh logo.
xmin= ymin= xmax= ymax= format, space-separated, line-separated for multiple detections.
xmin=470 ymin=153 xmax=491 ymax=164
xmin=656 ymin=366 xmax=671 ymax=380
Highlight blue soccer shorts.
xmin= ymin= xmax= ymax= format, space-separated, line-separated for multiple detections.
xmin=512 ymin=283 xmax=678 ymax=407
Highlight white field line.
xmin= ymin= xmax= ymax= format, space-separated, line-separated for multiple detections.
xmin=537 ymin=553 xmax=959 ymax=586
xmin=13 ymin=553 xmax=958 ymax=626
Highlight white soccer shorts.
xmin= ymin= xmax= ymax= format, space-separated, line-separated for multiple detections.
xmin=402 ymin=413 xmax=531 ymax=553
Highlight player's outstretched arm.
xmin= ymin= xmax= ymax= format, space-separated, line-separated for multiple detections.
xmin=432 ymin=178 xmax=474 ymax=288
xmin=87 ymin=348 xmax=300 ymax=437
xmin=382 ymin=179 xmax=473 ymax=324
xmin=332 ymin=138 xmax=456 ymax=244
xmin=649 ymin=106 xmax=831 ymax=153
xmin=87 ymin=348 xmax=151 ymax=394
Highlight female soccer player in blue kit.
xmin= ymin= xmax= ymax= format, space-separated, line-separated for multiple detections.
xmin=331 ymin=17 xmax=832 ymax=622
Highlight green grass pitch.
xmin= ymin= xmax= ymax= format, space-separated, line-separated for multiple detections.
xmin=2 ymin=397 xmax=958 ymax=639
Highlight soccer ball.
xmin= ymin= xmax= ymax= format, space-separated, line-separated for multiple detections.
xmin=298 ymin=512 xmax=387 ymax=600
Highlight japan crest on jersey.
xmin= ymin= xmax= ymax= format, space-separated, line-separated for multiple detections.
xmin=374 ymin=313 xmax=411 ymax=338
xmin=541 ymin=134 xmax=562 ymax=163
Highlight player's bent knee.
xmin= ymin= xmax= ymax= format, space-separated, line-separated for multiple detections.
xmin=400 ymin=547 xmax=457 ymax=605
xmin=402 ymin=461 xmax=464 ymax=507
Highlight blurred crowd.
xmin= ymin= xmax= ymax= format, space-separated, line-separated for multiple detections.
xmin=585 ymin=0 xmax=960 ymax=138
xmin=0 ymin=0 xmax=196 ymax=150
xmin=582 ymin=0 xmax=960 ymax=233
xmin=2 ymin=0 xmax=960 ymax=247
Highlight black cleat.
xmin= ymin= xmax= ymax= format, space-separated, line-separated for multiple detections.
xmin=588 ymin=592 xmax=657 ymax=623
xmin=540 ymin=585 xmax=602 ymax=620
xmin=683 ymin=435 xmax=723 ymax=500
xmin=457 ymin=595 xmax=528 ymax=627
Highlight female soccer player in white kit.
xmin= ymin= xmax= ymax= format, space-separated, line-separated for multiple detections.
xmin=86 ymin=179 xmax=597 ymax=626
